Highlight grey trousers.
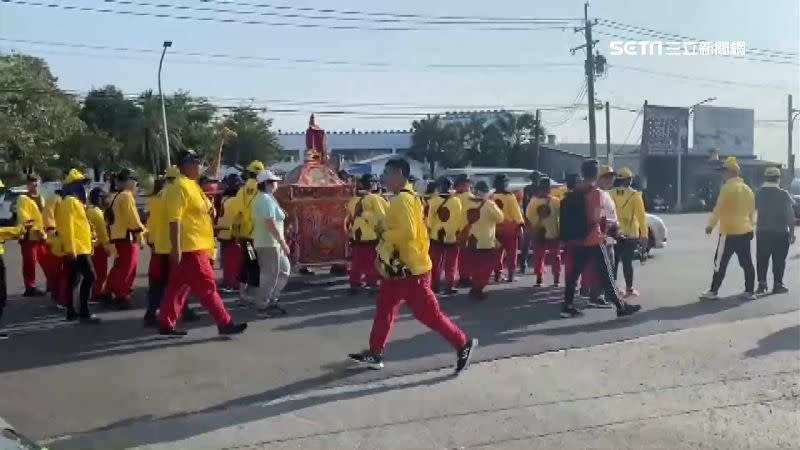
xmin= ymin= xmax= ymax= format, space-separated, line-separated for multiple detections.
xmin=256 ymin=246 xmax=291 ymax=306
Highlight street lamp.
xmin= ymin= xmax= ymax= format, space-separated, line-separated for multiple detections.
xmin=158 ymin=40 xmax=173 ymax=168
xmin=676 ymin=96 xmax=717 ymax=212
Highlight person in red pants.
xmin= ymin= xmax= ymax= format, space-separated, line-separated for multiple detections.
xmin=463 ymin=181 xmax=504 ymax=300
xmin=106 ymin=168 xmax=146 ymax=310
xmin=348 ymin=158 xmax=477 ymax=372
xmin=86 ymin=187 xmax=114 ymax=302
xmin=492 ymin=175 xmax=524 ymax=283
xmin=453 ymin=174 xmax=474 ymax=287
xmin=215 ymin=174 xmax=243 ymax=292
xmin=16 ymin=174 xmax=48 ymax=297
xmin=427 ymin=176 xmax=463 ymax=295
xmin=157 ymin=150 xmax=247 ymax=337
xmin=525 ymin=177 xmax=562 ymax=287
xmin=346 ymin=174 xmax=386 ymax=295
xmin=42 ymin=188 xmax=67 ymax=307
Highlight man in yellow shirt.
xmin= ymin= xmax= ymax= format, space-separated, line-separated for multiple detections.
xmin=526 ymin=177 xmax=562 ymax=287
xmin=701 ymin=157 xmax=756 ymax=300
xmin=16 ymin=174 xmax=48 ymax=296
xmin=106 ymin=168 xmax=146 ymax=309
xmin=232 ymin=160 xmax=264 ymax=301
xmin=42 ymin=185 xmax=67 ymax=307
xmin=427 ymin=176 xmax=463 ymax=295
xmin=492 ymin=174 xmax=524 ymax=283
xmin=346 ymin=174 xmax=386 ymax=295
xmin=157 ymin=150 xmax=247 ymax=337
xmin=58 ymin=169 xmax=101 ymax=324
xmin=216 ymin=174 xmax=244 ymax=292
xmin=349 ymin=159 xmax=476 ymax=372
xmin=453 ymin=174 xmax=474 ymax=287
xmin=463 ymin=181 xmax=505 ymax=300
xmin=610 ymin=167 xmax=648 ymax=297
xmin=86 ymin=187 xmax=113 ymax=303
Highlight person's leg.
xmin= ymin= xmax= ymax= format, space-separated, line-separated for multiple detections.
xmin=0 ymin=255 xmax=7 ymax=324
xmin=363 ymin=246 xmax=380 ymax=288
xmin=732 ymin=233 xmax=755 ymax=294
xmin=470 ymin=249 xmax=494 ymax=294
xmin=493 ymin=243 xmax=504 ymax=280
xmin=621 ymin=239 xmax=635 ymax=291
xmin=405 ymin=273 xmax=467 ymax=350
xmin=589 ymin=245 xmax=623 ymax=309
xmin=368 ymin=278 xmax=404 ymax=354
xmin=40 ymin=245 xmax=56 ymax=293
xmin=185 ymin=251 xmax=233 ymax=327
xmin=91 ymin=246 xmax=108 ymax=299
xmin=65 ymin=257 xmax=79 ymax=316
xmin=613 ymin=240 xmax=623 ymax=281
xmin=710 ymin=234 xmax=736 ymax=293
xmin=122 ymin=243 xmax=139 ymax=298
xmin=20 ymin=240 xmax=38 ymax=289
xmin=548 ymin=241 xmax=562 ymax=285
xmin=457 ymin=243 xmax=471 ymax=284
xmin=158 ymin=256 xmax=191 ymax=330
xmin=256 ymin=247 xmax=280 ymax=308
xmin=348 ymin=244 xmax=365 ymax=289
xmin=146 ymin=253 xmax=168 ymax=316
xmin=270 ymin=250 xmax=291 ymax=302
xmin=443 ymin=244 xmax=459 ymax=290
xmin=532 ymin=240 xmax=546 ymax=283
xmin=106 ymin=241 xmax=124 ymax=298
xmin=34 ymin=242 xmax=48 ymax=289
xmin=429 ymin=241 xmax=444 ymax=292
xmin=772 ymin=232 xmax=791 ymax=287
xmin=76 ymin=255 xmax=96 ymax=317
xmin=519 ymin=233 xmax=532 ymax=274
xmin=503 ymin=232 xmax=519 ymax=278
xmin=755 ymin=233 xmax=770 ymax=289
xmin=564 ymin=245 xmax=590 ymax=308
xmin=221 ymin=240 xmax=242 ymax=289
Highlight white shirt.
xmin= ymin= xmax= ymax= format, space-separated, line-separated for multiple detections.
xmin=601 ymin=190 xmax=618 ymax=223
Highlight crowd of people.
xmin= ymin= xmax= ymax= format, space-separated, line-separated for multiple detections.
xmin=0 ymin=154 xmax=795 ymax=374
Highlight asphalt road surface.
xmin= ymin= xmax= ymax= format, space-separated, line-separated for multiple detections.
xmin=0 ymin=213 xmax=798 ymax=444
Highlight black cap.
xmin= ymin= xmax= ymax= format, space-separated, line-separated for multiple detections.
xmin=538 ymin=177 xmax=551 ymax=189
xmin=178 ymin=149 xmax=201 ymax=165
xmin=116 ymin=168 xmax=137 ymax=182
xmin=454 ymin=174 xmax=471 ymax=185
xmin=359 ymin=173 xmax=376 ymax=184
xmin=437 ymin=176 xmax=453 ymax=192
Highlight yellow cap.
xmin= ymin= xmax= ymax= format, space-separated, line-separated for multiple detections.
xmin=723 ymin=156 xmax=740 ymax=171
xmin=764 ymin=166 xmax=781 ymax=177
xmin=247 ymin=160 xmax=265 ymax=172
xmin=599 ymin=165 xmax=615 ymax=177
xmin=63 ymin=168 xmax=86 ymax=184
xmin=165 ymin=166 xmax=180 ymax=179
xmin=617 ymin=167 xmax=633 ymax=179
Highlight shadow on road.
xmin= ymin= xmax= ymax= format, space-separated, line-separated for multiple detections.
xmin=743 ymin=325 xmax=800 ymax=358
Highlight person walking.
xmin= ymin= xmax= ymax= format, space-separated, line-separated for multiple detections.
xmin=427 ymin=176 xmax=463 ymax=295
xmin=143 ymin=169 xmax=173 ymax=326
xmin=215 ymin=174 xmax=244 ymax=293
xmin=519 ymin=171 xmax=543 ymax=274
xmin=231 ymin=161 xmax=264 ymax=303
xmin=560 ymin=160 xmax=641 ymax=318
xmin=464 ymin=181 xmax=505 ymax=300
xmin=157 ymin=150 xmax=247 ymax=337
xmin=106 ymin=168 xmax=146 ymax=309
xmin=609 ymin=167 xmax=648 ymax=297
xmin=700 ymin=157 xmax=756 ymax=300
xmin=251 ymin=170 xmax=291 ymax=317
xmin=57 ymin=169 xmax=101 ymax=324
xmin=348 ymin=158 xmax=477 ymax=372
xmin=492 ymin=174 xmax=524 ymax=282
xmin=42 ymin=186 xmax=67 ymax=308
xmin=453 ymin=174 xmax=474 ymax=287
xmin=346 ymin=174 xmax=386 ymax=295
xmin=86 ymin=187 xmax=114 ymax=303
xmin=526 ymin=177 xmax=562 ymax=287
xmin=754 ymin=167 xmax=795 ymax=295
xmin=16 ymin=174 xmax=48 ymax=297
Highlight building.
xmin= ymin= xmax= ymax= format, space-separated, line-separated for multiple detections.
xmin=277 ymin=129 xmax=412 ymax=169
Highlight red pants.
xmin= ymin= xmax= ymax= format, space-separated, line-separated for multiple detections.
xmin=20 ymin=240 xmax=47 ymax=289
xmin=349 ymin=243 xmax=379 ymax=288
xmin=430 ymin=241 xmax=459 ymax=289
xmin=469 ymin=248 xmax=497 ymax=291
xmin=107 ymin=241 xmax=138 ymax=300
xmin=46 ymin=256 xmax=69 ymax=306
xmin=532 ymin=240 xmax=562 ymax=282
xmin=91 ymin=246 xmax=110 ymax=298
xmin=495 ymin=232 xmax=520 ymax=277
xmin=158 ymin=251 xmax=232 ymax=329
xmin=368 ymin=272 xmax=466 ymax=353
xmin=220 ymin=240 xmax=242 ymax=289
xmin=457 ymin=242 xmax=470 ymax=282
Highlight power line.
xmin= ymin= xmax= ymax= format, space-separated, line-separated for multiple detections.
xmin=1 ymin=0 xmax=574 ymax=31
xmin=609 ymin=64 xmax=795 ymax=91
xmin=621 ymin=107 xmax=643 ymax=146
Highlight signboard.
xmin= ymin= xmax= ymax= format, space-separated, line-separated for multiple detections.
xmin=641 ymin=105 xmax=689 ymax=155
xmin=692 ymin=106 xmax=754 ymax=156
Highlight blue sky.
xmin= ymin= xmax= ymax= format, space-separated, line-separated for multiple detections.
xmin=1 ymin=0 xmax=798 ymax=164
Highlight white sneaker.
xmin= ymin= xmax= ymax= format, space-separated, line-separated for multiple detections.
xmin=699 ymin=291 xmax=719 ymax=300
xmin=740 ymin=291 xmax=757 ymax=301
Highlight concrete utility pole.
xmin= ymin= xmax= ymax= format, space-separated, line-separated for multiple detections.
xmin=788 ymin=94 xmax=799 ymax=186
xmin=570 ymin=2 xmax=599 ymax=159
xmin=534 ymin=109 xmax=542 ymax=170
xmin=605 ymin=101 xmax=612 ymax=166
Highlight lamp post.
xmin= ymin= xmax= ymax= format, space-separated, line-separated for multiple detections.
xmin=158 ymin=40 xmax=173 ymax=168
xmin=678 ymin=96 xmax=716 ymax=211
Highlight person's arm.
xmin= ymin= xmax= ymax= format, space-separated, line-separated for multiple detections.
xmin=425 ymin=196 xmax=438 ymax=230
xmin=124 ymin=192 xmax=145 ymax=232
xmin=16 ymin=197 xmax=32 ymax=228
xmin=586 ymin=189 xmax=601 ymax=228
xmin=163 ymin=186 xmax=185 ymax=264
xmin=382 ymin=196 xmax=416 ymax=245
xmin=58 ymin=199 xmax=76 ymax=259
xmin=747 ymin=187 xmax=755 ymax=229
xmin=487 ymin=200 xmax=505 ymax=224
xmin=0 ymin=226 xmax=21 ymax=240
xmin=524 ymin=199 xmax=538 ymax=229
xmin=635 ymin=192 xmax=648 ymax=239
xmin=784 ymin=191 xmax=796 ymax=243
xmin=509 ymin=196 xmax=524 ymax=225
xmin=706 ymin=185 xmax=727 ymax=232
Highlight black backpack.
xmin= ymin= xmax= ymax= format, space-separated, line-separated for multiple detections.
xmin=559 ymin=190 xmax=590 ymax=242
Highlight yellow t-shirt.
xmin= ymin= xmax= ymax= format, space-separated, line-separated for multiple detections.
xmin=525 ymin=196 xmax=561 ymax=240
xmin=57 ymin=196 xmax=93 ymax=256
xmin=376 ymin=184 xmax=432 ymax=277
xmin=146 ymin=189 xmax=172 ymax=254
xmin=231 ymin=179 xmax=259 ymax=240
xmin=44 ymin=193 xmax=63 ymax=256
xmin=86 ymin=205 xmax=110 ymax=247
xmin=108 ymin=190 xmax=145 ymax=241
xmin=464 ymin=197 xmax=504 ymax=249
xmin=427 ymin=194 xmax=463 ymax=244
xmin=346 ymin=193 xmax=386 ymax=242
xmin=164 ymin=175 xmax=215 ymax=253
xmin=707 ymin=177 xmax=755 ymax=235
xmin=216 ymin=195 xmax=237 ymax=241
xmin=16 ymin=194 xmax=45 ymax=241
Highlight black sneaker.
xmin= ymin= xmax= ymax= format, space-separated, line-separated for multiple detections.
xmin=23 ymin=287 xmax=45 ymax=297
xmin=348 ymin=350 xmax=384 ymax=369
xmin=755 ymin=284 xmax=768 ymax=295
xmin=455 ymin=338 xmax=478 ymax=374
xmin=535 ymin=277 xmax=543 ymax=287
xmin=494 ymin=273 xmax=501 ymax=283
xmin=79 ymin=314 xmax=102 ymax=325
xmin=266 ymin=304 xmax=288 ymax=317
xmin=158 ymin=327 xmax=188 ymax=337
xmin=772 ymin=284 xmax=789 ymax=294
xmin=616 ymin=303 xmax=642 ymax=317
xmin=560 ymin=305 xmax=583 ymax=318
xmin=143 ymin=312 xmax=158 ymax=328
xmin=553 ymin=281 xmax=560 ymax=288
xmin=506 ymin=275 xmax=515 ymax=283
xmin=589 ymin=296 xmax=613 ymax=308
xmin=442 ymin=287 xmax=458 ymax=296
xmin=180 ymin=307 xmax=200 ymax=322
xmin=218 ymin=321 xmax=248 ymax=335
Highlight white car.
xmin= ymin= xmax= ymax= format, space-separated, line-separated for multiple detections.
xmin=646 ymin=213 xmax=667 ymax=253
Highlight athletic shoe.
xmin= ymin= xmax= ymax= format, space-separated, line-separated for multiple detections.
xmin=218 ymin=287 xmax=236 ymax=296
xmin=258 ymin=303 xmax=288 ymax=318
xmin=442 ymin=287 xmax=458 ymax=296
xmin=494 ymin=273 xmax=501 ymax=283
xmin=143 ymin=312 xmax=158 ymax=328
xmin=699 ymin=290 xmax=719 ymax=301
xmin=579 ymin=286 xmax=590 ymax=298
xmin=740 ymin=292 xmax=757 ymax=301
xmin=588 ymin=296 xmax=612 ymax=308
xmin=553 ymin=281 xmax=560 ymax=288
xmin=158 ymin=327 xmax=188 ymax=337
xmin=455 ymin=338 xmax=478 ymax=374
xmin=23 ymin=287 xmax=45 ymax=297
xmin=755 ymin=284 xmax=768 ymax=295
xmin=772 ymin=284 xmax=789 ymax=294
xmin=218 ymin=321 xmax=248 ymax=335
xmin=535 ymin=277 xmax=543 ymax=287
xmin=506 ymin=275 xmax=515 ymax=283
xmin=560 ymin=305 xmax=583 ymax=318
xmin=616 ymin=303 xmax=641 ymax=317
xmin=79 ymin=314 xmax=102 ymax=325
xmin=624 ymin=288 xmax=640 ymax=298
xmin=348 ymin=350 xmax=384 ymax=370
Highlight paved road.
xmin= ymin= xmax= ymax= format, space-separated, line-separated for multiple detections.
xmin=0 ymin=214 xmax=798 ymax=443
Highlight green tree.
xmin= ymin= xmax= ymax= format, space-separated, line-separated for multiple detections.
xmin=409 ymin=115 xmax=460 ymax=176
xmin=220 ymin=107 xmax=282 ymax=166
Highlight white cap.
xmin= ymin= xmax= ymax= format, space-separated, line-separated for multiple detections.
xmin=256 ymin=169 xmax=282 ymax=183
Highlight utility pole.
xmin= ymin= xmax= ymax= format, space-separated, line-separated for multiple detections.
xmin=605 ymin=101 xmax=612 ymax=166
xmin=534 ymin=109 xmax=542 ymax=170
xmin=571 ymin=2 xmax=600 ymax=159
xmin=788 ymin=94 xmax=798 ymax=187
xmin=158 ymin=40 xmax=173 ymax=168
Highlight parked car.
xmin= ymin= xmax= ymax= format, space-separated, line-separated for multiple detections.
xmin=0 ymin=417 xmax=47 ymax=449
xmin=0 ymin=188 xmax=24 ymax=226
